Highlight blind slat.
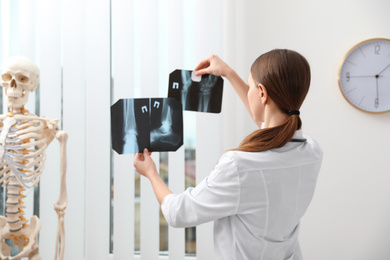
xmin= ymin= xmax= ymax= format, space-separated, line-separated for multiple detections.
xmin=38 ymin=0 xmax=62 ymax=258
xmin=194 ymin=0 xmax=224 ymax=258
xmin=62 ymin=0 xmax=87 ymax=258
xmin=84 ymin=0 xmax=111 ymax=259
xmin=165 ymin=1 xmax=186 ymax=258
xmin=138 ymin=1 xmax=160 ymax=259
xmin=112 ymin=0 xmax=135 ymax=258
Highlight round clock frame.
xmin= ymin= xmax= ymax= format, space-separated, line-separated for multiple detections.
xmin=338 ymin=38 xmax=390 ymax=113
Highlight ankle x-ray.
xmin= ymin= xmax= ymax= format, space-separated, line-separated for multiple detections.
xmin=168 ymin=70 xmax=224 ymax=113
xmin=111 ymin=98 xmax=183 ymax=154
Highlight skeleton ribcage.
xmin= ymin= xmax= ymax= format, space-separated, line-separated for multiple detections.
xmin=0 ymin=118 xmax=47 ymax=189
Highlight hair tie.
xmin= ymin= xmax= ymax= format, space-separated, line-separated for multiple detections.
xmin=288 ymin=110 xmax=300 ymax=116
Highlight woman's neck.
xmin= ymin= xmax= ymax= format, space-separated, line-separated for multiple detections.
xmin=262 ymin=105 xmax=289 ymax=129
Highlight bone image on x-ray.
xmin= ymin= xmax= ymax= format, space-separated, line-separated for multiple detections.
xmin=150 ymin=104 xmax=172 ymax=144
xmin=180 ymin=70 xmax=193 ymax=110
xmin=149 ymin=98 xmax=182 ymax=151
xmin=168 ymin=70 xmax=223 ymax=113
xmin=122 ymin=99 xmax=138 ymax=154
xmin=150 ymin=99 xmax=181 ymax=149
xmin=111 ymin=98 xmax=183 ymax=154
xmin=197 ymin=74 xmax=218 ymax=112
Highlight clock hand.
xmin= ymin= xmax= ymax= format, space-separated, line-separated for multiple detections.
xmin=378 ymin=63 xmax=390 ymax=76
xmin=375 ymin=77 xmax=379 ymax=108
xmin=349 ymin=75 xmax=377 ymax=78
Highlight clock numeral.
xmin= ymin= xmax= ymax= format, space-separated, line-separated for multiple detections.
xmin=375 ymin=44 xmax=381 ymax=55
xmin=346 ymin=72 xmax=350 ymax=82
xmin=375 ymin=98 xmax=379 ymax=108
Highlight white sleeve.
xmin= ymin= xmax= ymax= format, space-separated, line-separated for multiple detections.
xmin=161 ymin=153 xmax=240 ymax=228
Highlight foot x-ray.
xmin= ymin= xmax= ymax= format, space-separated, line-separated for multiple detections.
xmin=111 ymin=98 xmax=183 ymax=154
xmin=168 ymin=70 xmax=224 ymax=113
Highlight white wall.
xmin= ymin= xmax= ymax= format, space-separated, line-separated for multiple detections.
xmin=228 ymin=1 xmax=390 ymax=259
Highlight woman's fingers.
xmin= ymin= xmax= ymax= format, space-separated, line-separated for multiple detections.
xmin=134 ymin=152 xmax=143 ymax=162
xmin=143 ymin=148 xmax=152 ymax=157
xmin=194 ymin=55 xmax=219 ymax=75
xmin=133 ymin=148 xmax=157 ymax=178
xmin=194 ymin=68 xmax=210 ymax=76
xmin=194 ymin=54 xmax=228 ymax=77
xmin=194 ymin=60 xmax=210 ymax=72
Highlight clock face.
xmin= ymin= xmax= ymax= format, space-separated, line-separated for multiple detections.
xmin=338 ymin=38 xmax=390 ymax=113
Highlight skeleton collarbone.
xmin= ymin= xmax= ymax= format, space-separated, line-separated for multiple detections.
xmin=0 ymin=113 xmax=59 ymax=189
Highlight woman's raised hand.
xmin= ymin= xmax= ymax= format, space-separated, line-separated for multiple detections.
xmin=194 ymin=54 xmax=232 ymax=77
xmin=195 ymin=55 xmax=251 ymax=115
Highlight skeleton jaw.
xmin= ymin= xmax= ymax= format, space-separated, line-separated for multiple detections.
xmin=5 ymin=89 xmax=30 ymax=113
xmin=6 ymin=88 xmax=27 ymax=99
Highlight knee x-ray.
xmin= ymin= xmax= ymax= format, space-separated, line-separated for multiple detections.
xmin=111 ymin=98 xmax=183 ymax=154
xmin=168 ymin=70 xmax=224 ymax=113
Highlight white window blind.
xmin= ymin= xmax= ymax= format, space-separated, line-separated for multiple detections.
xmin=0 ymin=0 xmax=234 ymax=259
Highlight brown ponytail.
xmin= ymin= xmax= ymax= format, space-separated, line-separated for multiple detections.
xmin=235 ymin=49 xmax=310 ymax=152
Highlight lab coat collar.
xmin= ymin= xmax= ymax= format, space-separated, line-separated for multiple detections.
xmin=273 ymin=129 xmax=305 ymax=153
xmin=292 ymin=129 xmax=304 ymax=140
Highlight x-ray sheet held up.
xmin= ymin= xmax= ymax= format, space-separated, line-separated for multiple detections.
xmin=111 ymin=98 xmax=183 ymax=154
xmin=168 ymin=70 xmax=224 ymax=113
xmin=111 ymin=70 xmax=224 ymax=154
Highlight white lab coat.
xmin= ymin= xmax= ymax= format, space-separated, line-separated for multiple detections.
xmin=161 ymin=130 xmax=323 ymax=260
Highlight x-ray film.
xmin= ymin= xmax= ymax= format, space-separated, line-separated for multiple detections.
xmin=111 ymin=98 xmax=183 ymax=154
xmin=168 ymin=70 xmax=224 ymax=113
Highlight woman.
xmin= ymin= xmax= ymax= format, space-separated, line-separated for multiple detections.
xmin=133 ymin=49 xmax=323 ymax=260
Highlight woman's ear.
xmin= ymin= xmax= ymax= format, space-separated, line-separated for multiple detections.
xmin=258 ymin=84 xmax=268 ymax=104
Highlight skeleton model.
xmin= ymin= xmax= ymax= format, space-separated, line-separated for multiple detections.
xmin=0 ymin=57 xmax=68 ymax=260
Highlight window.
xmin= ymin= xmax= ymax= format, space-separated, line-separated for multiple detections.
xmin=0 ymin=0 xmax=225 ymax=258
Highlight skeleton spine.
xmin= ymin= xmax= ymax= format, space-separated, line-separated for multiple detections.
xmin=6 ymin=174 xmax=27 ymax=233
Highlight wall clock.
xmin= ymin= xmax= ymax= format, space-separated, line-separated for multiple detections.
xmin=338 ymin=38 xmax=390 ymax=113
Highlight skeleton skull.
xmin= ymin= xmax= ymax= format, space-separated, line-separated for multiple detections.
xmin=0 ymin=56 xmax=40 ymax=108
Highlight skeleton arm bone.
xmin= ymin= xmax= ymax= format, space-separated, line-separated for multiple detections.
xmin=54 ymin=129 xmax=68 ymax=213
xmin=54 ymin=129 xmax=68 ymax=260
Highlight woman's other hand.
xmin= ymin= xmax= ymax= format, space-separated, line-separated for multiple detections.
xmin=133 ymin=148 xmax=158 ymax=180
xmin=133 ymin=148 xmax=173 ymax=204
